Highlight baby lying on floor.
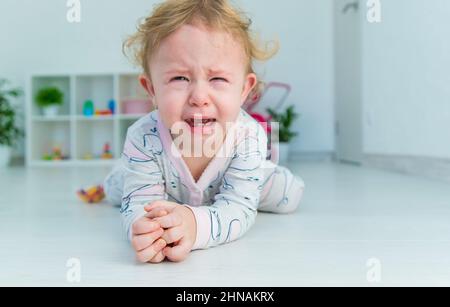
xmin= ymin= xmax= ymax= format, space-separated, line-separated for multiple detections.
xmin=104 ymin=0 xmax=305 ymax=263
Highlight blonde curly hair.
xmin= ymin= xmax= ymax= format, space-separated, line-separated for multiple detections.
xmin=123 ymin=0 xmax=278 ymax=96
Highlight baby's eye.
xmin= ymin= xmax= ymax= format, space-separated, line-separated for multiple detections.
xmin=210 ymin=77 xmax=228 ymax=82
xmin=171 ymin=76 xmax=189 ymax=82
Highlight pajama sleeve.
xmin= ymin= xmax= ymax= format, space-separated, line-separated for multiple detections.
xmin=120 ymin=125 xmax=166 ymax=241
xmin=187 ymin=122 xmax=268 ymax=249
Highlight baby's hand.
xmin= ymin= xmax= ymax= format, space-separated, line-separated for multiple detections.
xmin=145 ymin=201 xmax=197 ymax=262
xmin=131 ymin=214 xmax=167 ymax=263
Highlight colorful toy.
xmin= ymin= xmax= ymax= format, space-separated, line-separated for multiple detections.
xmin=42 ymin=145 xmax=65 ymax=160
xmin=243 ymin=82 xmax=291 ymax=126
xmin=101 ymin=142 xmax=113 ymax=159
xmin=82 ymin=153 xmax=93 ymax=160
xmin=83 ymin=100 xmax=94 ymax=116
xmin=108 ymin=99 xmax=116 ymax=114
xmin=84 ymin=99 xmax=116 ymax=117
xmin=95 ymin=109 xmax=113 ymax=116
xmin=250 ymin=113 xmax=272 ymax=134
xmin=122 ymin=98 xmax=153 ymax=114
xmin=242 ymin=82 xmax=292 ymax=161
xmin=77 ymin=185 xmax=105 ymax=204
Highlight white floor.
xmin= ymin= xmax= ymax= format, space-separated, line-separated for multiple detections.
xmin=1 ymin=161 xmax=450 ymax=286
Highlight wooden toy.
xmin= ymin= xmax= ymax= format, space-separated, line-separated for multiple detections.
xmin=83 ymin=100 xmax=94 ymax=116
xmin=108 ymin=99 xmax=116 ymax=114
xmin=95 ymin=109 xmax=113 ymax=116
xmin=101 ymin=142 xmax=113 ymax=159
xmin=77 ymin=185 xmax=105 ymax=203
xmin=42 ymin=145 xmax=65 ymax=160
xmin=82 ymin=153 xmax=93 ymax=160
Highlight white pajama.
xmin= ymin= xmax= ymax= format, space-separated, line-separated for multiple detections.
xmin=104 ymin=110 xmax=305 ymax=250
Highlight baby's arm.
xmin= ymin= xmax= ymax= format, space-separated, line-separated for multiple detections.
xmin=188 ymin=123 xmax=268 ymax=249
xmin=121 ymin=130 xmax=165 ymax=239
xmin=120 ymin=123 xmax=169 ymax=262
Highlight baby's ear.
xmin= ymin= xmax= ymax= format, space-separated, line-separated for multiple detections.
xmin=139 ymin=74 xmax=156 ymax=98
xmin=241 ymin=73 xmax=258 ymax=105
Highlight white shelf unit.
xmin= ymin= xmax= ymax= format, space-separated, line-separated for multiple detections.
xmin=26 ymin=72 xmax=151 ymax=166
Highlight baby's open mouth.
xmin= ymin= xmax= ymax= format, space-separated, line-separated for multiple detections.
xmin=184 ymin=118 xmax=216 ymax=127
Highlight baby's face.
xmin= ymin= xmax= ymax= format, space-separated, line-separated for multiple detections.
xmin=140 ymin=22 xmax=256 ymax=138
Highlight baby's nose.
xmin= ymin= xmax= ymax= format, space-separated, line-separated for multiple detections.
xmin=189 ymin=97 xmax=210 ymax=107
xmin=188 ymin=82 xmax=210 ymax=107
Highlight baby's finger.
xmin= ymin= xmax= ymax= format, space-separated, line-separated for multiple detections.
xmin=149 ymin=250 xmax=165 ymax=263
xmin=131 ymin=228 xmax=164 ymax=252
xmin=154 ymin=212 xmax=182 ymax=228
xmin=145 ymin=208 xmax=168 ymax=219
xmin=163 ymin=238 xmax=191 ymax=262
xmin=144 ymin=200 xmax=177 ymax=212
xmin=161 ymin=226 xmax=183 ymax=244
xmin=132 ymin=218 xmax=160 ymax=235
xmin=136 ymin=238 xmax=166 ymax=263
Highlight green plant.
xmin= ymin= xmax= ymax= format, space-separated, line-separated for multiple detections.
xmin=35 ymin=87 xmax=63 ymax=107
xmin=0 ymin=79 xmax=23 ymax=147
xmin=266 ymin=105 xmax=299 ymax=143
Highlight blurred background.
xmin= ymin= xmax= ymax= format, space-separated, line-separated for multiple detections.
xmin=1 ymin=0 xmax=450 ymax=286
xmin=1 ymin=0 xmax=449 ymax=181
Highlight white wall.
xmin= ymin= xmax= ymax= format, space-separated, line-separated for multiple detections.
xmin=237 ymin=0 xmax=335 ymax=153
xmin=362 ymin=0 xmax=450 ymax=159
xmin=0 ymin=0 xmax=335 ymax=157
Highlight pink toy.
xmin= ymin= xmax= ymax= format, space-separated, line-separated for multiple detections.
xmin=122 ymin=98 xmax=153 ymax=115
xmin=243 ymin=82 xmax=291 ymax=133
xmin=243 ymin=82 xmax=292 ymax=162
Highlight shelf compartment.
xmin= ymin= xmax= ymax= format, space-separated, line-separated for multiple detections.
xmin=31 ymin=76 xmax=71 ymax=116
xmin=118 ymin=74 xmax=152 ymax=115
xmin=75 ymin=75 xmax=114 ymax=116
xmin=31 ymin=121 xmax=72 ymax=161
xmin=75 ymin=120 xmax=115 ymax=160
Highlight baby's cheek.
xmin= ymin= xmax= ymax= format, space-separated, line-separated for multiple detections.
xmin=157 ymin=98 xmax=184 ymax=123
xmin=218 ymin=101 xmax=242 ymax=123
xmin=162 ymin=104 xmax=181 ymax=116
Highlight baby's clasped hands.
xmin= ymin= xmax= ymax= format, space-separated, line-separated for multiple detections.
xmin=131 ymin=200 xmax=197 ymax=263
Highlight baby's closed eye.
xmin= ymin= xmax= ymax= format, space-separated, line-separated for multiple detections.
xmin=171 ymin=76 xmax=189 ymax=82
xmin=210 ymin=77 xmax=228 ymax=82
